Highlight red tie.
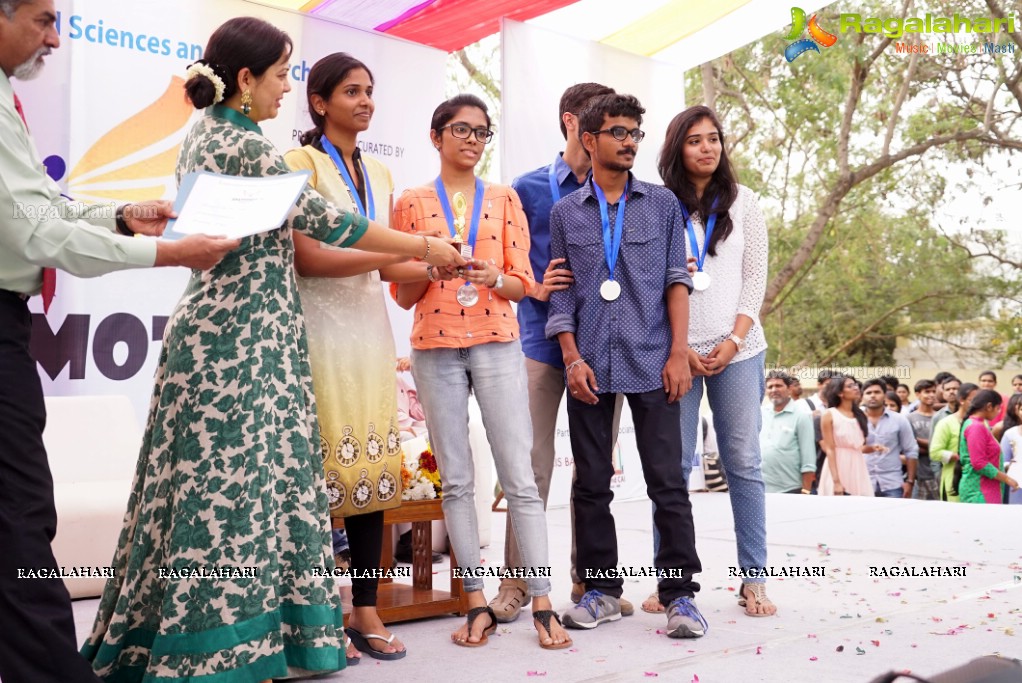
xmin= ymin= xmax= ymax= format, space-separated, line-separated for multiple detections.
xmin=14 ymin=92 xmax=57 ymax=313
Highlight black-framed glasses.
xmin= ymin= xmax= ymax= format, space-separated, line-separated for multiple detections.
xmin=442 ymin=123 xmax=494 ymax=144
xmin=592 ymin=126 xmax=645 ymax=142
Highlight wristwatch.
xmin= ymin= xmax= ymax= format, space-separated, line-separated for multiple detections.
xmin=493 ymin=273 xmax=504 ymax=290
xmin=727 ymin=333 xmax=746 ymax=352
xmin=115 ymin=204 xmax=133 ymax=236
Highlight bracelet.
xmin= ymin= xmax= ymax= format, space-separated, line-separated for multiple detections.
xmin=906 ymin=480 xmax=915 ymax=485
xmin=566 ymin=358 xmax=586 ymax=374
xmin=115 ymin=204 xmax=133 ymax=236
xmin=800 ymin=489 xmax=811 ymax=495
xmin=421 ymin=235 xmax=431 ymax=261
xmin=426 ymin=265 xmax=437 ymax=282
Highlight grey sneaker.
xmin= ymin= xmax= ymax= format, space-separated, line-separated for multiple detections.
xmin=666 ymin=597 xmax=708 ymax=638
xmin=561 ymin=590 xmax=622 ymax=629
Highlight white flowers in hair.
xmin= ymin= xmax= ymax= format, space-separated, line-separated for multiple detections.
xmin=186 ymin=62 xmax=226 ymax=105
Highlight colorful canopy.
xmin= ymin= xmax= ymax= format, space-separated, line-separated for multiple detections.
xmin=250 ymin=0 xmax=834 ymax=66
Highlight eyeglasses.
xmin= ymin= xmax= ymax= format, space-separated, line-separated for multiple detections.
xmin=591 ymin=126 xmax=645 ymax=142
xmin=442 ymin=123 xmax=494 ymax=144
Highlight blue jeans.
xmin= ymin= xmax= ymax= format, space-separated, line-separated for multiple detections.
xmin=875 ymin=485 xmax=904 ymax=498
xmin=412 ymin=341 xmax=551 ymax=596
xmin=655 ymin=351 xmax=768 ymax=582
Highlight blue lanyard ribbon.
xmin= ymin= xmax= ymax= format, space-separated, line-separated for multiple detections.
xmin=592 ymin=178 xmax=628 ymax=282
xmin=548 ymin=157 xmax=562 ymax=205
xmin=679 ymin=200 xmax=717 ymax=273
xmin=321 ymin=136 xmax=375 ymax=220
xmin=435 ymin=176 xmax=485 ymax=282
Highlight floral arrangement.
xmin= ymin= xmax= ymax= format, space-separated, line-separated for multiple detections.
xmin=401 ymin=441 xmax=442 ymax=501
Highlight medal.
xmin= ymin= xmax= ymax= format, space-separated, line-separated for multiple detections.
xmin=456 ymin=284 xmax=479 ymax=307
xmin=679 ymin=199 xmax=717 ymax=292
xmin=600 ymin=279 xmax=621 ymax=301
xmin=592 ymin=178 xmax=628 ymax=305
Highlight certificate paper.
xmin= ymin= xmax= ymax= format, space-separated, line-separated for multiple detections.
xmin=164 ymin=170 xmax=311 ymax=240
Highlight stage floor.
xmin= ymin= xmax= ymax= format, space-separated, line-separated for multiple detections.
xmin=70 ymin=493 xmax=1022 ymax=682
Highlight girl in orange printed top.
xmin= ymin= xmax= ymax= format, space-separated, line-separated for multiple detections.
xmin=391 ymin=94 xmax=572 ymax=651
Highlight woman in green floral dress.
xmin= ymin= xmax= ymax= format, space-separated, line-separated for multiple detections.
xmin=80 ymin=17 xmax=461 ymax=683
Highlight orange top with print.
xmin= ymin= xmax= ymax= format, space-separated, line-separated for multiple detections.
xmin=391 ymin=182 xmax=534 ymax=350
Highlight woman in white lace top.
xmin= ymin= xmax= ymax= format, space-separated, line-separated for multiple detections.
xmin=656 ymin=105 xmax=773 ymax=617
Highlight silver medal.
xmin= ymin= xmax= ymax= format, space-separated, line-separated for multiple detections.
xmin=456 ymin=283 xmax=479 ymax=307
xmin=691 ymin=271 xmax=711 ymax=291
xmin=600 ymin=279 xmax=621 ymax=301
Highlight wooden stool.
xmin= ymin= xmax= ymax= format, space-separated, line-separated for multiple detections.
xmin=333 ymin=499 xmax=467 ymax=623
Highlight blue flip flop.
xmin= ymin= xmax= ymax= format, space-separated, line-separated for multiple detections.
xmin=345 ymin=626 xmax=407 ymax=661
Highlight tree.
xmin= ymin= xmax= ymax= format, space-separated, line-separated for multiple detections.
xmin=448 ymin=39 xmax=501 ymax=179
xmin=691 ymin=0 xmax=1022 ymax=366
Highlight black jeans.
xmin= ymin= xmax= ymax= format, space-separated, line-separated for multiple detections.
xmin=568 ymin=389 xmax=701 ymax=605
xmin=0 ymin=291 xmax=103 ymax=683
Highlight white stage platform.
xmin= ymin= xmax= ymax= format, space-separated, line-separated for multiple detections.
xmin=70 ymin=494 xmax=1022 ymax=682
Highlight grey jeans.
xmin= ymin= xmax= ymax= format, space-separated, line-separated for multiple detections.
xmin=412 ymin=341 xmax=551 ymax=595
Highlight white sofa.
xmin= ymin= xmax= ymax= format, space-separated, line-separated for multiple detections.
xmin=43 ymin=395 xmax=141 ymax=599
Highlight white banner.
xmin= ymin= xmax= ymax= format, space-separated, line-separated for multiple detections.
xmin=21 ymin=0 xmax=446 ymax=423
xmin=500 ymin=18 xmax=686 ymax=185
xmin=500 ymin=19 xmax=687 ymax=506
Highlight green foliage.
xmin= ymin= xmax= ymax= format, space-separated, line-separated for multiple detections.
xmin=692 ymin=0 xmax=1022 ymax=366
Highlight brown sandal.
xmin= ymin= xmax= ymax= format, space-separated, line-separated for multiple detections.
xmin=533 ymin=610 xmax=572 ymax=650
xmin=488 ymin=578 xmax=530 ymax=623
xmin=452 ymin=606 xmax=498 ymax=647
xmin=737 ymin=582 xmax=777 ymax=617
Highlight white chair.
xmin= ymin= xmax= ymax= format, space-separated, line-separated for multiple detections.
xmin=43 ymin=395 xmax=141 ymax=599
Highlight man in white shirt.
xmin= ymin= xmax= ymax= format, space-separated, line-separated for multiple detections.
xmin=1 ymin=4 xmax=236 ymax=681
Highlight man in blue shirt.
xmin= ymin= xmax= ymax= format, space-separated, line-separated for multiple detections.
xmin=489 ymin=83 xmax=631 ymax=624
xmin=861 ymin=379 xmax=919 ymax=497
xmin=546 ymin=93 xmax=706 ymax=638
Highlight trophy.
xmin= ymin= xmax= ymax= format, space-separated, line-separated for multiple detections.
xmin=452 ymin=191 xmax=472 ymax=260
xmin=451 ymin=191 xmax=479 ymax=306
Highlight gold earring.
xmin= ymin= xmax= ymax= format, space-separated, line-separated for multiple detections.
xmin=241 ymin=90 xmax=253 ymax=116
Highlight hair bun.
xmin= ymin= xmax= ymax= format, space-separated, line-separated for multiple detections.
xmin=184 ymin=60 xmax=229 ymax=109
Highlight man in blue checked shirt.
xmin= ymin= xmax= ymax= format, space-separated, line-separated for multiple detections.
xmin=545 ymin=93 xmax=707 ymax=639
xmin=861 ymin=378 xmax=919 ymax=497
xmin=489 ymin=83 xmax=639 ymax=624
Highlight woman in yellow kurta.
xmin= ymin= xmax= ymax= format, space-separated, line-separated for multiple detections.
xmin=284 ymin=53 xmax=443 ymax=662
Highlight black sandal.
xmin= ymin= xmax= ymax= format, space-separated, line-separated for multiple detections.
xmin=452 ymin=606 xmax=497 ymax=647
xmin=533 ymin=610 xmax=573 ymax=650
